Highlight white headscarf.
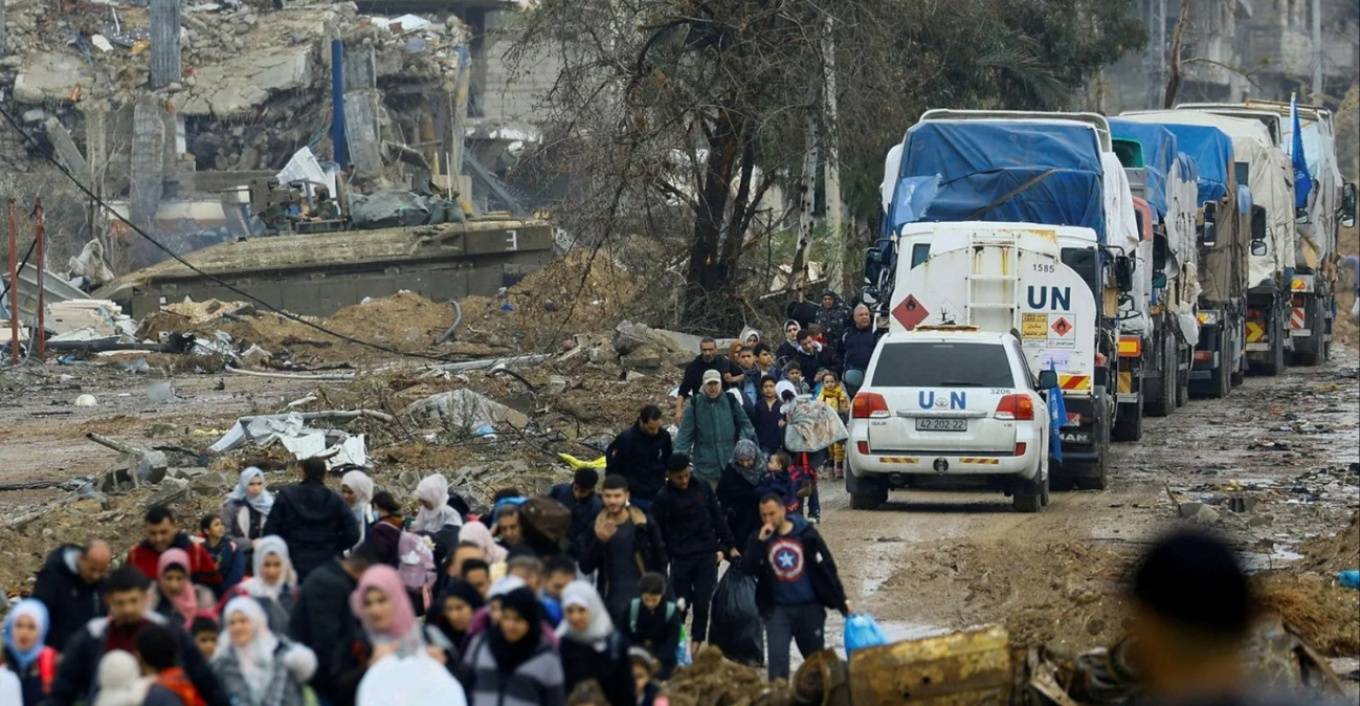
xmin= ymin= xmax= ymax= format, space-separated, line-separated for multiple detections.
xmin=556 ymin=580 xmax=614 ymax=652
xmin=92 ymin=651 xmax=151 ymax=706
xmin=218 ymin=597 xmax=279 ymax=701
xmin=775 ymin=379 xmax=799 ymax=414
xmin=410 ymin=474 xmax=462 ymax=534
xmin=228 ymin=467 xmax=274 ymax=516
xmin=248 ymin=536 xmax=296 ymax=600
xmin=341 ymin=471 xmax=375 ymax=545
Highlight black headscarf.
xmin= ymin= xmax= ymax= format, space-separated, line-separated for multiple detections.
xmin=488 ymin=587 xmax=542 ymax=674
xmin=429 ymin=579 xmax=485 ymax=649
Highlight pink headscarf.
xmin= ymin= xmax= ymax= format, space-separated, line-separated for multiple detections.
xmin=458 ymin=521 xmax=507 ymax=564
xmin=349 ymin=566 xmax=418 ymax=646
xmin=157 ymin=549 xmax=199 ymax=628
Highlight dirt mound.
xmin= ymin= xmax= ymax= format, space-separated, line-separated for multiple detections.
xmin=1298 ymin=513 xmax=1359 ymax=575
xmin=455 ymin=250 xmax=645 ymax=352
xmin=1255 ymin=572 xmax=1360 ymax=656
xmin=666 ymin=646 xmax=793 ymax=706
xmin=322 ymin=292 xmax=456 ymax=351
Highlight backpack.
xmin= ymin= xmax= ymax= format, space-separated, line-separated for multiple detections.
xmin=520 ymin=497 xmax=572 ymax=545
xmin=627 ymin=598 xmax=677 ymax=634
xmin=397 ymin=531 xmax=436 ymax=601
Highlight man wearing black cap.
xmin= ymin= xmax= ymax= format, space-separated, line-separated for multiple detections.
xmin=1128 ymin=529 xmax=1258 ymax=705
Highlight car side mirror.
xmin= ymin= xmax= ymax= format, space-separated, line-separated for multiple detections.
xmin=1250 ymin=204 xmax=1267 ymax=256
xmin=1152 ymin=272 xmax=1167 ymax=289
xmin=1342 ymin=182 xmax=1357 ymax=228
xmin=864 ymin=247 xmax=883 ymax=265
xmin=1036 ymin=370 xmax=1058 ymax=389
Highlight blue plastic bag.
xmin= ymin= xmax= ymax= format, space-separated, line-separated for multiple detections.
xmin=843 ymin=613 xmax=888 ymax=655
xmin=1339 ymin=570 xmax=1360 ymax=590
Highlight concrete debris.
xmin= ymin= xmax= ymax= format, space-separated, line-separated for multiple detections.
xmin=403 ymin=389 xmax=529 ymax=430
xmin=146 ymin=477 xmax=191 ymax=508
xmin=179 ymin=46 xmax=312 ymax=118
xmin=45 ymin=300 xmax=138 ymax=340
xmin=208 ymin=412 xmax=369 ymax=469
xmin=88 ymin=433 xmax=168 ymax=492
xmin=73 ymin=394 xmax=98 ymax=407
xmin=12 ymin=52 xmax=93 ymax=103
xmin=146 ymin=381 xmax=176 ymax=404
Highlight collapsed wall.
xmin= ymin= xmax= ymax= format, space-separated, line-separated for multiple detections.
xmin=0 ymin=0 xmax=472 ymax=269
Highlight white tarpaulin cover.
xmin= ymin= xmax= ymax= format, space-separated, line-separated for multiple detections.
xmin=210 ymin=412 xmax=368 ymax=468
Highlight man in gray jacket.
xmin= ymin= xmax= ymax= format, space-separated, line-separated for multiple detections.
xmin=674 ymin=369 xmax=756 ymax=487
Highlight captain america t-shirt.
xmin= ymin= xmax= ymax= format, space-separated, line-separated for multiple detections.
xmin=767 ymin=535 xmax=817 ymax=605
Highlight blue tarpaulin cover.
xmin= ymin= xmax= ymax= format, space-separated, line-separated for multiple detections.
xmin=1110 ymin=119 xmax=1176 ymax=219
xmin=893 ymin=121 xmax=1107 ymax=241
xmin=1135 ymin=122 xmax=1233 ymax=205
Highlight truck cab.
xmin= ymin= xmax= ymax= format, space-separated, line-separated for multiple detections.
xmin=845 ymin=327 xmax=1052 ymax=513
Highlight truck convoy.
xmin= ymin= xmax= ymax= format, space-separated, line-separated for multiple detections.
xmin=870 ymin=111 xmax=1137 ymax=491
xmin=857 ymin=101 xmax=1354 ymax=512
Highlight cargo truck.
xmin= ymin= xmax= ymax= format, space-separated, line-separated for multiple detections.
xmin=1109 ymin=120 xmax=1203 ymax=417
xmin=1118 ymin=115 xmax=1252 ymax=398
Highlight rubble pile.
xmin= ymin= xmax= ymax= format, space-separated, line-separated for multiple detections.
xmin=0 ymin=0 xmax=469 ymax=176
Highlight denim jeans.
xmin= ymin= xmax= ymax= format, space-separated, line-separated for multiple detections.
xmin=765 ymin=602 xmax=826 ymax=679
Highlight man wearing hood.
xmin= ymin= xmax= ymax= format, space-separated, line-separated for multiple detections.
xmin=743 ymin=494 xmax=849 ymax=680
xmin=33 ymin=540 xmax=111 ymax=649
xmin=650 ymin=454 xmax=736 ymax=648
xmin=127 ymin=506 xmax=221 ymax=591
xmin=816 ymin=291 xmax=852 ymax=361
xmin=263 ymin=458 xmax=360 ymax=581
xmin=674 ymin=369 xmax=757 ymax=487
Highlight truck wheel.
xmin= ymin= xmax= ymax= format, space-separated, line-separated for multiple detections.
xmin=1148 ymin=335 xmax=1175 ymax=418
xmin=846 ymin=469 xmax=887 ymax=510
xmin=1255 ymin=316 xmax=1287 ymax=376
xmin=1112 ymin=396 xmax=1143 ymax=442
xmin=1293 ymin=303 xmax=1324 ymax=366
xmin=1175 ymin=348 xmax=1189 ymax=407
xmin=1074 ymin=407 xmax=1110 ymax=490
xmin=1012 ymin=475 xmax=1044 ymax=513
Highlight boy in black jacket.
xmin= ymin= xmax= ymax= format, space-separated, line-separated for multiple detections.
xmin=623 ymin=573 xmax=682 ymax=678
xmin=742 ymin=493 xmax=849 ymax=680
xmin=651 ymin=454 xmax=737 ymax=646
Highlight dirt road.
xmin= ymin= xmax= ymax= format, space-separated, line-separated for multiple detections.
xmin=816 ymin=346 xmax=1359 ymax=655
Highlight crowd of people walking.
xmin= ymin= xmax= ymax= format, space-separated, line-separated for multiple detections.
xmin=0 ymin=297 xmax=875 ymax=706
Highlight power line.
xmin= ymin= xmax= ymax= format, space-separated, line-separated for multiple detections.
xmin=0 ymin=103 xmax=464 ymax=365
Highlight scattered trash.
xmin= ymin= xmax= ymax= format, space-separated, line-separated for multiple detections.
xmin=87 ymin=433 xmax=168 ymax=491
xmin=73 ymin=394 xmax=97 ymax=407
xmin=1339 ymin=570 xmax=1360 ymax=590
xmin=1248 ymin=440 xmax=1292 ymax=451
xmin=207 ymin=412 xmax=372 ymax=469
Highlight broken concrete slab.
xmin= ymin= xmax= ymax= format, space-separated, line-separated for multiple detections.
xmin=403 ymin=389 xmax=530 ymax=430
xmin=13 ymin=52 xmax=93 ymax=104
xmin=177 ymin=46 xmax=312 ymax=117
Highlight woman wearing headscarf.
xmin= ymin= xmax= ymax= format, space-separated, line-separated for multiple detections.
xmin=218 ymin=535 xmax=299 ymax=632
xmin=425 ymin=579 xmax=484 ymax=657
xmin=2 ymin=599 xmax=58 ymax=705
xmin=211 ymin=596 xmax=315 ymax=706
xmin=458 ymin=521 xmax=507 ymax=567
xmin=222 ymin=467 xmax=273 ymax=555
xmin=775 ymin=319 xmax=802 ymax=365
xmin=717 ymin=439 xmax=771 ymax=549
xmin=556 ymin=581 xmax=632 ymax=706
xmin=337 ymin=566 xmax=461 ymax=706
xmin=410 ymin=474 xmax=463 ymax=570
xmin=148 ymin=549 xmax=216 ymax=630
xmin=340 ymin=471 xmax=377 ymax=549
xmin=462 ymin=587 xmax=564 ymax=706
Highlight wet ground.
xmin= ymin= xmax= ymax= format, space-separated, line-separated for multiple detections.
xmin=816 ymin=345 xmax=1360 ymax=656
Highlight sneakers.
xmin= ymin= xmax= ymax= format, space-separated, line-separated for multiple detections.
xmin=808 ymin=515 xmax=821 ymax=525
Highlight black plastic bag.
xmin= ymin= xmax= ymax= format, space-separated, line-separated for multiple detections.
xmin=710 ymin=565 xmax=764 ymax=665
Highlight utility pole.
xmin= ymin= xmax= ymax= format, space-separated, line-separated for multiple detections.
xmin=1311 ymin=0 xmax=1323 ymax=101
xmin=822 ymin=13 xmax=845 ymax=296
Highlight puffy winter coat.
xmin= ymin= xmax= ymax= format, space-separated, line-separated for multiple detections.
xmin=262 ymin=481 xmax=359 ymax=581
xmin=673 ymin=392 xmax=756 ymax=484
xmin=31 ymin=545 xmax=105 ymax=649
